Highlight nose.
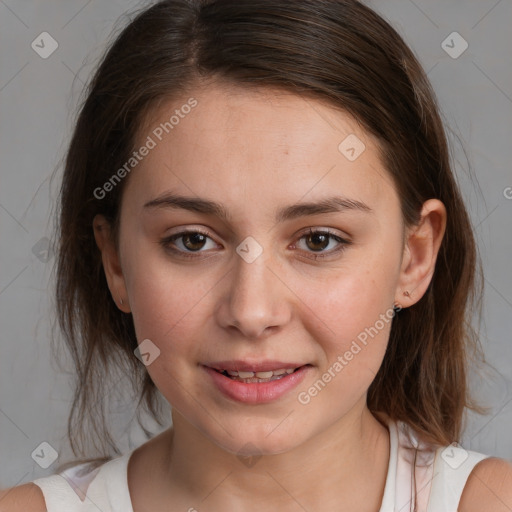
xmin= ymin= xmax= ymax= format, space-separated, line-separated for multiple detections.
xmin=215 ymin=248 xmax=292 ymax=339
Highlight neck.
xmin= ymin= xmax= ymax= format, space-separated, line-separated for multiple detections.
xmin=157 ymin=403 xmax=390 ymax=512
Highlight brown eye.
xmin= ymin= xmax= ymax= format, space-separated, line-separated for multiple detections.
xmin=182 ymin=232 xmax=207 ymax=251
xmin=295 ymin=229 xmax=351 ymax=259
xmin=305 ymin=232 xmax=330 ymax=252
xmin=160 ymin=229 xmax=217 ymax=257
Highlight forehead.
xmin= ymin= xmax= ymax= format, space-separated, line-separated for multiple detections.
xmin=142 ymin=82 xmax=368 ymax=148
xmin=124 ymin=82 xmax=398 ymax=219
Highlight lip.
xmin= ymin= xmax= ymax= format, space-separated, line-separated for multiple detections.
xmin=202 ymin=363 xmax=312 ymax=404
xmin=204 ymin=360 xmax=306 ymax=372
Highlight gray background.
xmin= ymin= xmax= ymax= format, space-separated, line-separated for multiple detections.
xmin=1 ymin=0 xmax=511 ymax=488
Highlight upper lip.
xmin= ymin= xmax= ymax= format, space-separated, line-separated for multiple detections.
xmin=204 ymin=360 xmax=309 ymax=372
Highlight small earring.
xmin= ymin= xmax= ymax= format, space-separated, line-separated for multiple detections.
xmin=403 ymin=290 xmax=410 ymax=297
xmin=119 ymin=297 xmax=124 ymax=305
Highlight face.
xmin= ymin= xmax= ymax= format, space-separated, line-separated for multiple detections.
xmin=105 ymin=83 xmax=409 ymax=455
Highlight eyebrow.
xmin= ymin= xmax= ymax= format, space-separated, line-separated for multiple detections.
xmin=143 ymin=192 xmax=373 ymax=222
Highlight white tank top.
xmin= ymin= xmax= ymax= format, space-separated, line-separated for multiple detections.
xmin=32 ymin=418 xmax=489 ymax=512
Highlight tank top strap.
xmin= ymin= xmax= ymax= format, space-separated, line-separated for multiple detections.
xmin=380 ymin=418 xmax=490 ymax=512
xmin=32 ymin=462 xmax=100 ymax=511
xmin=427 ymin=444 xmax=490 ymax=512
xmin=378 ymin=419 xmax=400 ymax=511
xmin=84 ymin=452 xmax=135 ymax=512
xmin=32 ymin=451 xmax=135 ymax=512
xmin=394 ymin=420 xmax=437 ymax=512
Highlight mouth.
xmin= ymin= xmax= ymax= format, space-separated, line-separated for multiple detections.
xmin=211 ymin=367 xmax=303 ymax=383
xmin=202 ymin=361 xmax=312 ymax=404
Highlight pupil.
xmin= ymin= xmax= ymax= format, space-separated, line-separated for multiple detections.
xmin=184 ymin=233 xmax=206 ymax=251
xmin=307 ymin=233 xmax=328 ymax=251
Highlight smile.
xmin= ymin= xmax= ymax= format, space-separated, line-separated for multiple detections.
xmin=214 ymin=367 xmax=298 ymax=383
xmin=202 ymin=362 xmax=312 ymax=404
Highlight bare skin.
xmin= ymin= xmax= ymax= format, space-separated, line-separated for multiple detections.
xmin=93 ymin=81 xmax=447 ymax=512
xmin=126 ymin=407 xmax=390 ymax=512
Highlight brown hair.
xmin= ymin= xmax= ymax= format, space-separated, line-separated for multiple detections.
xmin=52 ymin=0 xmax=484 ymax=471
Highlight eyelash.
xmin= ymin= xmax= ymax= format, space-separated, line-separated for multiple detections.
xmin=160 ymin=227 xmax=351 ymax=261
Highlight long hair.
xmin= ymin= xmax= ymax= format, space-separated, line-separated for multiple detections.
xmin=52 ymin=0 xmax=484 ymax=471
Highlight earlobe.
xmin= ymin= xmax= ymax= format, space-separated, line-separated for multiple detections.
xmin=92 ymin=214 xmax=131 ymax=313
xmin=394 ymin=199 xmax=447 ymax=308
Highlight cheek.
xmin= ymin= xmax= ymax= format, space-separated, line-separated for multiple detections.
xmin=125 ymin=260 xmax=211 ymax=407
xmin=302 ymin=252 xmax=397 ymax=333
xmin=295 ymin=249 xmax=399 ymax=382
xmin=124 ymin=252 xmax=210 ymax=355
xmin=295 ymin=279 xmax=395 ymax=412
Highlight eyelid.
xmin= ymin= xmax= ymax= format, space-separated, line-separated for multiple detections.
xmin=160 ymin=226 xmax=351 ymax=259
xmin=295 ymin=226 xmax=351 ymax=242
xmin=291 ymin=227 xmax=351 ymax=259
xmin=157 ymin=227 xmax=215 ymax=258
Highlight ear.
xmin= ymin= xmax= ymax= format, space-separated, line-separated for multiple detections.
xmin=394 ymin=199 xmax=447 ymax=308
xmin=93 ymin=214 xmax=131 ymax=313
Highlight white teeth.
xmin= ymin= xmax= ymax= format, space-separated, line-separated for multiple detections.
xmin=219 ymin=367 xmax=299 ymax=379
xmin=237 ymin=371 xmax=255 ymax=378
xmin=254 ymin=371 xmax=274 ymax=379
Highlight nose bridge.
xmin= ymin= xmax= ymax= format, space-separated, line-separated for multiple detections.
xmin=233 ymin=248 xmax=270 ymax=300
xmin=218 ymin=237 xmax=290 ymax=338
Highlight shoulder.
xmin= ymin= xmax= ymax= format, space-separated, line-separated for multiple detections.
xmin=458 ymin=457 xmax=512 ymax=512
xmin=0 ymin=483 xmax=47 ymax=511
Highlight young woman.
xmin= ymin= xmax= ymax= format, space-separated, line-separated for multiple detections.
xmin=2 ymin=0 xmax=511 ymax=511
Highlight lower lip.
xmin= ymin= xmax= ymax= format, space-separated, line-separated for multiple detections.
xmin=203 ymin=365 xmax=311 ymax=404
